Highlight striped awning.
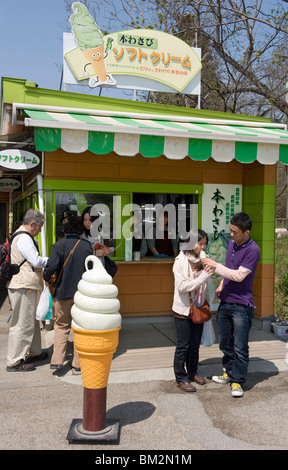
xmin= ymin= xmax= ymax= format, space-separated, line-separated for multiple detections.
xmin=20 ymin=106 xmax=288 ymax=164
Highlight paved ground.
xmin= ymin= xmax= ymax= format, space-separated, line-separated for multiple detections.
xmin=1 ymin=284 xmax=288 ymax=452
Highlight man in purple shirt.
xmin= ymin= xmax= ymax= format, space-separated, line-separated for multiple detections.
xmin=203 ymin=212 xmax=260 ymax=397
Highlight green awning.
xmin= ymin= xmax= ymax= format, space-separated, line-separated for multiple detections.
xmin=21 ymin=107 xmax=288 ymax=164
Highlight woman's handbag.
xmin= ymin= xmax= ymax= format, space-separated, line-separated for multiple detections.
xmin=190 ymin=303 xmax=211 ymax=324
xmin=189 ymin=292 xmax=211 ymax=324
xmin=49 ymin=239 xmax=81 ymax=295
xmin=49 ymin=272 xmax=57 ymax=295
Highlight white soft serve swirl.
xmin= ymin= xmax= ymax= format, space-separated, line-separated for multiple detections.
xmin=71 ymin=255 xmax=121 ymax=330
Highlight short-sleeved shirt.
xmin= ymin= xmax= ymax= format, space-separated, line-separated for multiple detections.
xmin=220 ymin=238 xmax=260 ymax=307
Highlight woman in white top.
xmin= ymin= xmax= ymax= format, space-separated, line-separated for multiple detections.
xmin=172 ymin=229 xmax=212 ymax=392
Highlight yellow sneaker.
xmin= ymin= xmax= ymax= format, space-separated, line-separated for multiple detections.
xmin=212 ymin=371 xmax=229 ymax=384
xmin=230 ymin=383 xmax=244 ymax=397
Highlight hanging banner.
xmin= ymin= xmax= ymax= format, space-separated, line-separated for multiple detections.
xmin=63 ymin=3 xmax=201 ymax=94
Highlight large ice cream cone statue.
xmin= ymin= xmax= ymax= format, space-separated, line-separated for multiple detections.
xmin=69 ymin=254 xmax=121 ymax=440
xmin=70 ymin=2 xmax=107 ymax=82
xmin=73 ymin=327 xmax=120 ymax=389
xmin=72 ymin=254 xmax=121 ymax=388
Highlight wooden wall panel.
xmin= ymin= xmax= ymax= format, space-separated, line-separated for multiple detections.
xmin=44 ymin=150 xmax=277 ymax=320
xmin=44 ymin=150 xmax=244 ymax=185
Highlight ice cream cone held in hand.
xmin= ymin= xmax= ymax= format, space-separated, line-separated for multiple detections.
xmin=70 ymin=2 xmax=115 ymax=87
xmin=200 ymin=250 xmax=207 ymax=260
xmin=71 ymin=255 xmax=121 ymax=389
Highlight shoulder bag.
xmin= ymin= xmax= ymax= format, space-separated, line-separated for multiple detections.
xmin=49 ymin=239 xmax=81 ymax=295
xmin=189 ymin=292 xmax=211 ymax=324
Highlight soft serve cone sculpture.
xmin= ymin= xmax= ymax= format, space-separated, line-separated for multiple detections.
xmin=72 ymin=255 xmax=121 ymax=389
xmin=70 ymin=2 xmax=107 ymax=82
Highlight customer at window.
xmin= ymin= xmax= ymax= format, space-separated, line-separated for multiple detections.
xmin=7 ymin=209 xmax=48 ymax=372
xmin=43 ymin=218 xmax=93 ymax=371
xmin=81 ymin=206 xmax=117 ymax=277
xmin=172 ymin=229 xmax=212 ymax=392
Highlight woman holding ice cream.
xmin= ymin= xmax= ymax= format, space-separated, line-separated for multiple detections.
xmin=172 ymin=229 xmax=212 ymax=392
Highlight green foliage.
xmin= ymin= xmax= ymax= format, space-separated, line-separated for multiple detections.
xmin=274 ymin=237 xmax=288 ymax=321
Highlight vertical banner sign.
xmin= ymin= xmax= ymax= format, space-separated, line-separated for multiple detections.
xmin=202 ymin=184 xmax=242 ymax=310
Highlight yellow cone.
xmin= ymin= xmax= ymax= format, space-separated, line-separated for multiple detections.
xmin=83 ymin=45 xmax=107 ymax=82
xmin=72 ymin=326 xmax=120 ymax=389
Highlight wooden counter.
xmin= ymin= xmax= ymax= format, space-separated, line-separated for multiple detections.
xmin=114 ymin=257 xmax=175 ymax=317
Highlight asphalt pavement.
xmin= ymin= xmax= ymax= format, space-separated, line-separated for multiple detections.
xmin=1 ymin=283 xmax=288 ymax=454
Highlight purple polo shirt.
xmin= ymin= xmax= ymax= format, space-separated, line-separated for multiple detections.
xmin=220 ymin=238 xmax=260 ymax=307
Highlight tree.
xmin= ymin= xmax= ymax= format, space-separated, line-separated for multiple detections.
xmin=65 ymin=0 xmax=288 ymax=119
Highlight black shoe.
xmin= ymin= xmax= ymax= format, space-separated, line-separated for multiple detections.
xmin=50 ymin=364 xmax=63 ymax=370
xmin=7 ymin=359 xmax=36 ymax=372
xmin=26 ymin=352 xmax=48 ymax=363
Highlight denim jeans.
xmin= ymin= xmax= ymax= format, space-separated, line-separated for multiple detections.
xmin=217 ymin=301 xmax=254 ymax=384
xmin=173 ymin=316 xmax=203 ymax=383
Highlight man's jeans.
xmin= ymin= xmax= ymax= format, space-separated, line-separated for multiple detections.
xmin=217 ymin=301 xmax=254 ymax=384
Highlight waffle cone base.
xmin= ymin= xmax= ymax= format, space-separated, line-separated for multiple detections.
xmin=73 ymin=327 xmax=120 ymax=389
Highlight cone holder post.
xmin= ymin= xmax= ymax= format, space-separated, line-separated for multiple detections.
xmin=67 ymin=327 xmax=121 ymax=445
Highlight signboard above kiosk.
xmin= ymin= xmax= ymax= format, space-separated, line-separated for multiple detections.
xmin=63 ymin=3 xmax=201 ymax=95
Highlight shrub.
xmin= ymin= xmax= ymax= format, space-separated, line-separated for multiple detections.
xmin=274 ymin=237 xmax=288 ymax=322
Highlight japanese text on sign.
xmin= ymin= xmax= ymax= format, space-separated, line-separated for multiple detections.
xmin=0 ymin=154 xmax=38 ymax=166
xmin=113 ymin=48 xmax=191 ymax=70
xmin=118 ymin=33 xmax=158 ymax=49
xmin=210 ymin=187 xmax=241 ymax=240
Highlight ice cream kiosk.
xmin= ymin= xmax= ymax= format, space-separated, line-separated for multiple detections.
xmin=1 ymin=2 xmax=288 ymax=334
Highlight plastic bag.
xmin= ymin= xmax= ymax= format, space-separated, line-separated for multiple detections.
xmin=44 ymin=294 xmax=53 ymax=320
xmin=201 ymin=318 xmax=215 ymax=347
xmin=36 ymin=285 xmax=51 ymax=320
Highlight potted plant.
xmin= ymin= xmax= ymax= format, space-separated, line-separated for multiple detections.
xmin=272 ymin=237 xmax=288 ymax=339
xmin=272 ymin=272 xmax=288 ymax=339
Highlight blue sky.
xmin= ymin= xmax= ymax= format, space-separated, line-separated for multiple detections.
xmin=0 ymin=0 xmax=125 ymax=98
xmin=0 ymin=0 xmax=69 ymax=91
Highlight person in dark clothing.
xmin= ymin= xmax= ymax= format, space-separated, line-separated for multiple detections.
xmin=147 ymin=211 xmax=178 ymax=257
xmin=43 ymin=218 xmax=93 ymax=371
xmin=80 ymin=206 xmax=117 ymax=277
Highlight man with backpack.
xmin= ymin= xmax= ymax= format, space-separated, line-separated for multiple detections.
xmin=6 ymin=209 xmax=48 ymax=372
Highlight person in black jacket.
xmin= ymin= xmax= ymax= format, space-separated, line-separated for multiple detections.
xmin=43 ymin=218 xmax=93 ymax=371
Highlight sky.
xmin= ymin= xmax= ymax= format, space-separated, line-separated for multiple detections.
xmin=0 ymin=0 xmax=125 ymax=98
xmin=0 ymin=0 xmax=282 ymax=102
